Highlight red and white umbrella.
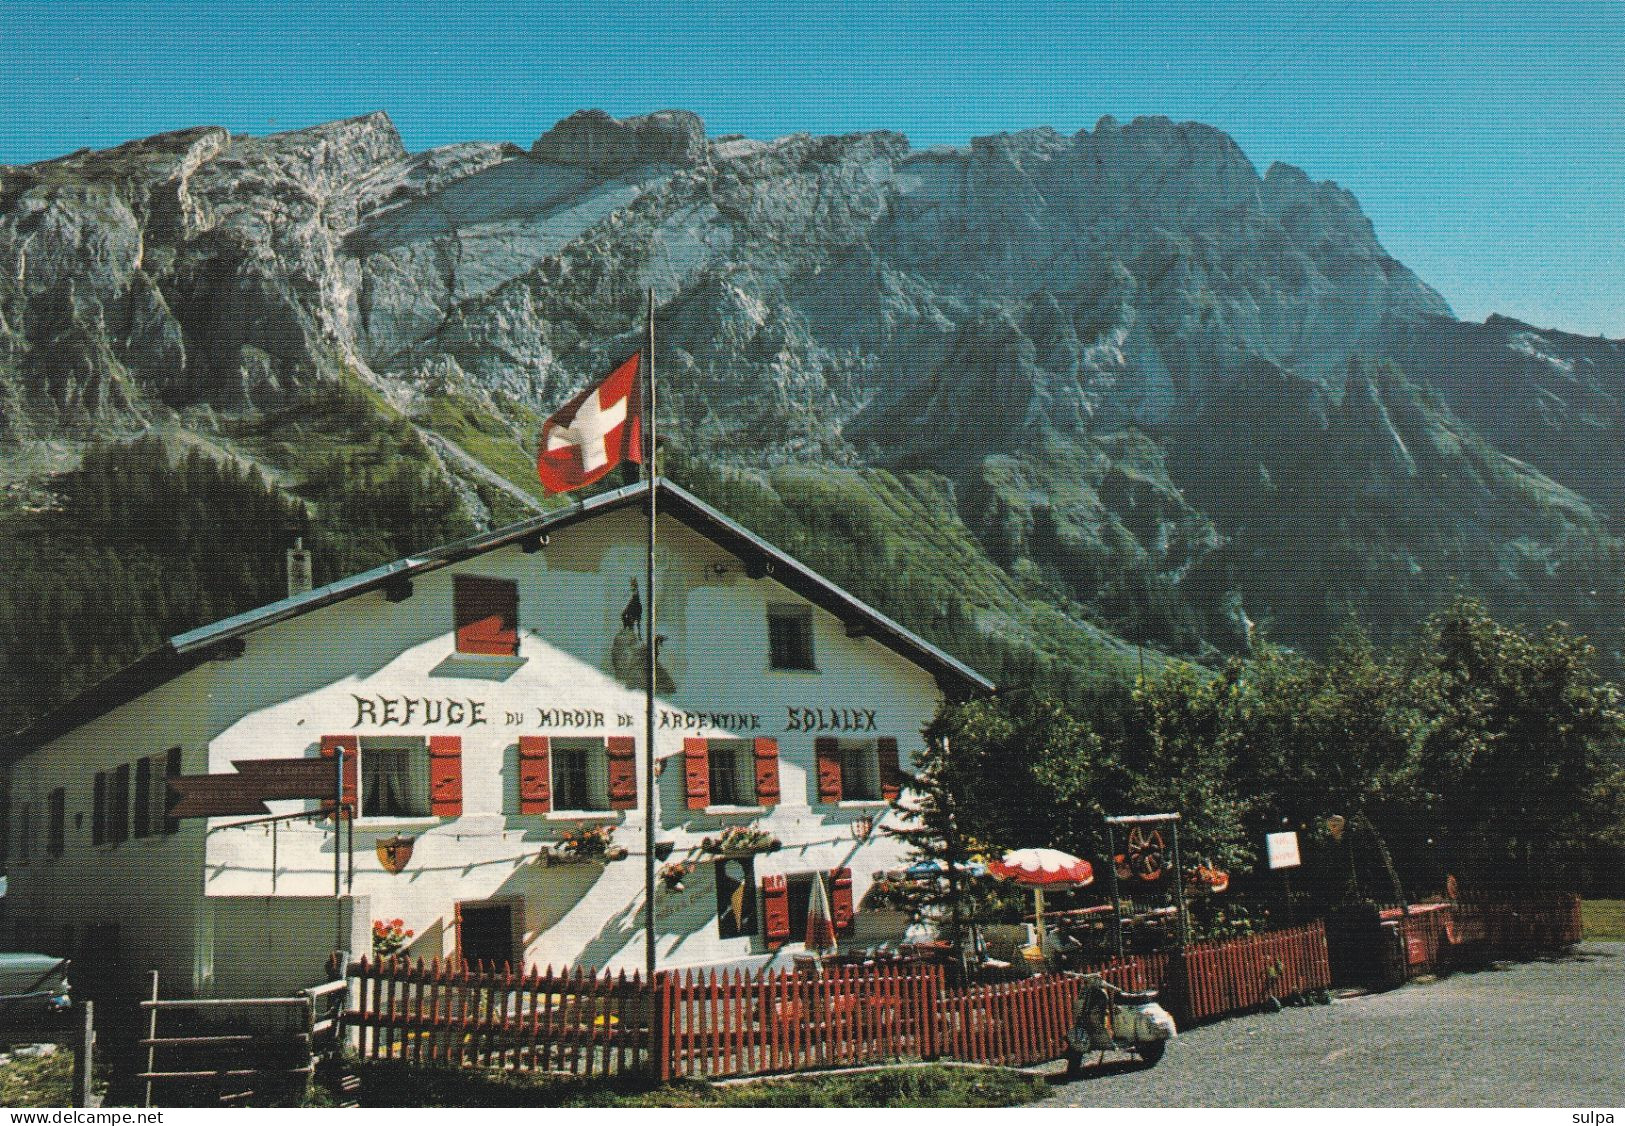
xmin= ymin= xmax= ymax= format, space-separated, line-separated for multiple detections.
xmin=988 ymin=848 xmax=1096 ymax=887
xmin=988 ymin=848 xmax=1094 ymax=960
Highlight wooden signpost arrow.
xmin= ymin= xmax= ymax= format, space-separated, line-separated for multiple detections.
xmin=168 ymin=757 xmax=336 ymax=819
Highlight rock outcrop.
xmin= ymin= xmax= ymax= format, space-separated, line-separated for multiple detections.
xmin=532 ymin=109 xmax=708 ymax=171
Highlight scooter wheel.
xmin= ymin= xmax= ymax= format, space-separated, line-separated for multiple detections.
xmin=1063 ymin=1048 xmax=1083 ymax=1078
xmin=1137 ymin=1040 xmax=1166 ymax=1066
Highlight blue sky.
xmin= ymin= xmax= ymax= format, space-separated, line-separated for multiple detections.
xmin=2 ymin=0 xmax=1621 ymax=337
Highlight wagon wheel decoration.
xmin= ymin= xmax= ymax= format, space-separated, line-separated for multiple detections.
xmin=1125 ymin=826 xmax=1166 ymax=882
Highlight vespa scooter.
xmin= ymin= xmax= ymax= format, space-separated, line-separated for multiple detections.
xmin=1063 ymin=973 xmax=1177 ymax=1074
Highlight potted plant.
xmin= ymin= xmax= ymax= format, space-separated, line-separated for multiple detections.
xmin=543 ymin=824 xmax=629 ymax=865
xmin=659 ymin=859 xmax=697 ymax=892
xmin=371 ymin=918 xmax=413 ymax=959
xmin=699 ymin=823 xmax=782 ymax=857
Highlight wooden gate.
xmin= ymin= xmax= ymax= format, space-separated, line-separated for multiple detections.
xmin=138 ymin=973 xmax=346 ymax=1107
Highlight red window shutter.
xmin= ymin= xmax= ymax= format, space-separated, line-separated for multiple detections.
xmin=815 ymin=737 xmax=843 ymax=804
xmin=320 ymin=735 xmax=359 ymax=819
xmin=454 ymin=575 xmax=519 ymax=656
xmin=762 ymin=874 xmax=791 ymax=949
xmin=429 ymin=735 xmax=463 ymax=817
xmin=752 ymin=738 xmax=780 ymax=807
xmin=829 ymin=867 xmax=855 ymax=933
xmin=606 ymin=737 xmax=637 ymax=810
xmin=683 ymin=738 xmax=710 ymax=810
xmin=518 ymin=736 xmax=552 ymax=814
xmin=878 ymin=737 xmax=903 ymax=802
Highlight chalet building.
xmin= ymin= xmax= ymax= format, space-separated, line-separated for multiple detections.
xmin=0 ymin=479 xmax=991 ymax=997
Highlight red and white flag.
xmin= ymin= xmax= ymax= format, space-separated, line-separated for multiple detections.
xmin=536 ymin=353 xmax=643 ymax=494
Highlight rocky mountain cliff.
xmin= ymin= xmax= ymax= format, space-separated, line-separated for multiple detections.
xmin=3 ymin=107 xmax=1622 ymax=691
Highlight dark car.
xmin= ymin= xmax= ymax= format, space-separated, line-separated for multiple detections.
xmin=0 ymin=954 xmax=71 ymax=1030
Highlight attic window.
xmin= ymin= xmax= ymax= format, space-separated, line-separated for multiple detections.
xmin=455 ymin=575 xmax=519 ymax=656
xmin=767 ymin=604 xmax=815 ymax=671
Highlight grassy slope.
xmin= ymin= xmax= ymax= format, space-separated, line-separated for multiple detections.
xmin=1581 ymin=899 xmax=1625 ymax=941
xmin=669 ymin=454 xmax=1158 ymax=691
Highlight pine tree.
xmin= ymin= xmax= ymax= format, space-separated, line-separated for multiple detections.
xmin=876 ymin=727 xmax=990 ymax=973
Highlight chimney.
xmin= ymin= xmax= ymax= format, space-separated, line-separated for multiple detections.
xmin=287 ymin=537 xmax=313 ymax=598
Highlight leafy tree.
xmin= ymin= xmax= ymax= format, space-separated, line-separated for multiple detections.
xmin=1410 ymin=599 xmax=1625 ymax=888
xmin=1224 ymin=632 xmax=1422 ymax=831
xmin=1114 ymin=667 xmax=1253 ymax=874
xmin=921 ymin=691 xmax=1110 ymax=856
xmin=873 ymin=693 xmax=1108 ymax=954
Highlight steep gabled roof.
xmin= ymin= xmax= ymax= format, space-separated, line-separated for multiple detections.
xmin=5 ymin=478 xmax=993 ymax=756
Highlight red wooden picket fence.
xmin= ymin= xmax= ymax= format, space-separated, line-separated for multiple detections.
xmin=657 ymin=961 xmax=941 ymax=1080
xmin=347 ymin=958 xmax=651 ymax=1076
xmin=1179 ymin=922 xmax=1332 ymax=1021
xmin=937 ymin=970 xmax=1075 ymax=1069
xmin=343 ymin=924 xmax=1332 ymax=1080
xmin=341 ymin=901 xmax=1575 ymax=1081
xmin=1456 ymin=893 xmax=1582 ymax=957
xmin=1383 ymin=892 xmax=1583 ymax=978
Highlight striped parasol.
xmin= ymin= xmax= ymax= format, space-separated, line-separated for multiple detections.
xmin=987 ymin=848 xmax=1096 ymax=888
xmin=988 ymin=848 xmax=1094 ymax=961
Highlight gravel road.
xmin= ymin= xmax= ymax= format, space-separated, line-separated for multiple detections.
xmin=1034 ymin=941 xmax=1625 ymax=1108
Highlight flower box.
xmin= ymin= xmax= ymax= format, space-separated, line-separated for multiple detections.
xmin=697 ymin=823 xmax=782 ymax=858
xmin=540 ymin=824 xmax=627 ymax=865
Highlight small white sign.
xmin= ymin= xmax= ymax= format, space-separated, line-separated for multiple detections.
xmin=1266 ymin=831 xmax=1301 ymax=870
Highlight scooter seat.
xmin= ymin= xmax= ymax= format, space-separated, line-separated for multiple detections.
xmin=1113 ymin=988 xmax=1160 ymax=1005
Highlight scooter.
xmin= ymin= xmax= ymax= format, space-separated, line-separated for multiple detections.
xmin=1063 ymin=973 xmax=1177 ymax=1073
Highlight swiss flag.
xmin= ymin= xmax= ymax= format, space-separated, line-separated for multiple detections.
xmin=536 ymin=353 xmax=643 ymax=494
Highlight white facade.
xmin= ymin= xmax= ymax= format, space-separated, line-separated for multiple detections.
xmin=2 ymin=487 xmax=984 ymax=996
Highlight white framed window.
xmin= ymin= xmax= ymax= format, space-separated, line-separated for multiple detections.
xmin=360 ymin=737 xmax=430 ymax=818
xmin=706 ymin=739 xmax=757 ymax=807
xmin=839 ymin=740 xmax=882 ymax=802
xmin=551 ymin=737 xmax=610 ymax=813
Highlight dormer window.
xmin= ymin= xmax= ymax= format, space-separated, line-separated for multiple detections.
xmin=767 ymin=604 xmax=815 ymax=671
xmin=455 ymin=575 xmax=519 ymax=656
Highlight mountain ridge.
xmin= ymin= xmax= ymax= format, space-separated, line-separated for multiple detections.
xmin=2 ymin=106 xmax=1621 ymax=727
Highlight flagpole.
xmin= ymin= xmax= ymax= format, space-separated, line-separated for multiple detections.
xmin=643 ymin=287 xmax=658 ymax=984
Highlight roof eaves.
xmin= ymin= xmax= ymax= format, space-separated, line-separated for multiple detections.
xmin=6 ymin=644 xmax=204 ymax=759
xmin=170 ymin=481 xmax=651 ymax=656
